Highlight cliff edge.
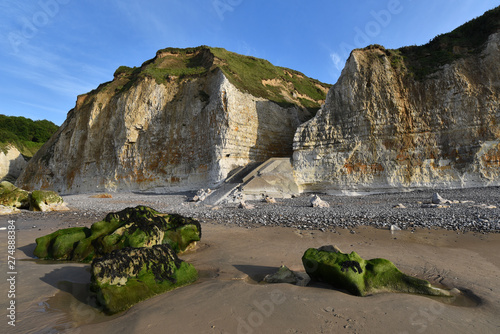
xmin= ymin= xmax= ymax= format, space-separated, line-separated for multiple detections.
xmin=293 ymin=7 xmax=500 ymax=192
xmin=17 ymin=47 xmax=329 ymax=194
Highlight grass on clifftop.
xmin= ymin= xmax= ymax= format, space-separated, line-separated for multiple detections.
xmin=110 ymin=47 xmax=211 ymax=92
xmin=397 ymin=5 xmax=500 ymax=80
xmin=362 ymin=6 xmax=500 ymax=80
xmin=209 ymin=47 xmax=331 ymax=108
xmin=0 ymin=115 xmax=59 ymax=157
xmin=107 ymin=46 xmax=331 ymax=110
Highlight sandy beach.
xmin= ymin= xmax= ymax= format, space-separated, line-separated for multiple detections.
xmin=1 ymin=190 xmax=500 ymax=334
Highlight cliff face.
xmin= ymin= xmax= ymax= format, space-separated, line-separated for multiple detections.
xmin=293 ymin=31 xmax=500 ymax=192
xmin=17 ymin=47 xmax=328 ymax=194
xmin=0 ymin=145 xmax=27 ymax=182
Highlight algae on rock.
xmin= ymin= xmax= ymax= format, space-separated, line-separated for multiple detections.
xmin=302 ymin=246 xmax=451 ymax=297
xmin=0 ymin=181 xmax=67 ymax=212
xmin=91 ymin=244 xmax=198 ymax=314
xmin=34 ymin=206 xmax=202 ymax=262
xmin=29 ymin=189 xmax=66 ymax=211
xmin=0 ymin=181 xmax=29 ymax=209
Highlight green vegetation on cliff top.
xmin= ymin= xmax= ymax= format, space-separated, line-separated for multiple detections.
xmin=381 ymin=6 xmax=500 ymax=80
xmin=0 ymin=114 xmax=59 ymax=157
xmin=107 ymin=46 xmax=331 ymax=110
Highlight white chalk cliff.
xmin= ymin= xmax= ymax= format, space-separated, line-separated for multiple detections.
xmin=16 ymin=8 xmax=500 ymax=195
xmin=293 ymin=24 xmax=500 ymax=192
xmin=0 ymin=145 xmax=27 ymax=182
xmin=17 ymin=47 xmax=328 ymax=194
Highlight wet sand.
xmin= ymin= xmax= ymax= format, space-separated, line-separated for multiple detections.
xmin=1 ymin=213 xmax=500 ymax=334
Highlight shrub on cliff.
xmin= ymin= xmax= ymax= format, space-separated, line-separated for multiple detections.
xmin=0 ymin=114 xmax=58 ymax=157
xmin=399 ymin=6 xmax=500 ymax=79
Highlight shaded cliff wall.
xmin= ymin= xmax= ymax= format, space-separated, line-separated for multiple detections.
xmin=17 ymin=70 xmax=304 ymax=194
xmin=293 ymin=33 xmax=500 ymax=192
xmin=0 ymin=145 xmax=27 ymax=182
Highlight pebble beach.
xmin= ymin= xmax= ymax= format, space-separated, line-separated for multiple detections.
xmin=47 ymin=186 xmax=500 ymax=234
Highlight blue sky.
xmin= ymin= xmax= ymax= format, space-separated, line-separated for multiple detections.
xmin=1 ymin=0 xmax=498 ymax=126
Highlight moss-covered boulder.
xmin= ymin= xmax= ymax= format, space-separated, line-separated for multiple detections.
xmin=0 ymin=181 xmax=29 ymax=209
xmin=302 ymin=246 xmax=451 ymax=297
xmin=91 ymin=244 xmax=198 ymax=314
xmin=0 ymin=205 xmax=20 ymax=215
xmin=0 ymin=182 xmax=68 ymax=212
xmin=29 ymin=189 xmax=67 ymax=212
xmin=34 ymin=206 xmax=202 ymax=262
xmin=34 ymin=227 xmax=91 ymax=260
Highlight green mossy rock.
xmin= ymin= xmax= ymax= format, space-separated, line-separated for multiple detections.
xmin=0 ymin=181 xmax=29 ymax=209
xmin=91 ymin=244 xmax=198 ymax=314
xmin=0 ymin=182 xmax=67 ymax=212
xmin=302 ymin=246 xmax=451 ymax=297
xmin=34 ymin=206 xmax=202 ymax=262
xmin=29 ymin=190 xmax=64 ymax=211
xmin=34 ymin=227 xmax=91 ymax=260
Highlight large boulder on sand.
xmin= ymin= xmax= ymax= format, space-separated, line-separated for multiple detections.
xmin=34 ymin=206 xmax=202 ymax=262
xmin=29 ymin=189 xmax=68 ymax=212
xmin=0 ymin=181 xmax=29 ymax=209
xmin=302 ymin=246 xmax=452 ymax=297
xmin=0 ymin=181 xmax=68 ymax=212
xmin=91 ymin=244 xmax=198 ymax=314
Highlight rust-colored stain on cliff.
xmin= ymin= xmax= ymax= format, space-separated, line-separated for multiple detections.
xmin=343 ymin=162 xmax=384 ymax=174
xmin=481 ymin=145 xmax=500 ymax=167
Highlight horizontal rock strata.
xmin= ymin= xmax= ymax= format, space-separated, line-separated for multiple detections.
xmin=17 ymin=47 xmax=328 ymax=194
xmin=293 ymin=32 xmax=500 ymax=192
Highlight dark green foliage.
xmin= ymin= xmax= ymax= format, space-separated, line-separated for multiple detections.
xmin=113 ymin=65 xmax=137 ymax=78
xmin=0 ymin=114 xmax=58 ymax=157
xmin=156 ymin=46 xmax=210 ymax=55
xmin=398 ymin=6 xmax=500 ymax=79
